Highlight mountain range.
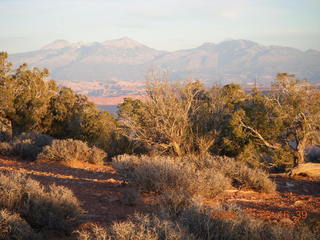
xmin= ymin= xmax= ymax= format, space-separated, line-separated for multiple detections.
xmin=9 ymin=37 xmax=320 ymax=97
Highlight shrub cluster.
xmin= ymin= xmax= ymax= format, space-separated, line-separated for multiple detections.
xmin=0 ymin=171 xmax=83 ymax=232
xmin=112 ymin=154 xmax=275 ymax=198
xmin=37 ymin=139 xmax=107 ymax=165
xmin=0 ymin=132 xmax=53 ymax=160
xmin=0 ymin=209 xmax=39 ymax=240
xmin=75 ymin=213 xmax=193 ymax=240
xmin=193 ymin=155 xmax=276 ymax=193
xmin=75 ymin=203 xmax=318 ymax=240
xmin=176 ymin=203 xmax=318 ymax=240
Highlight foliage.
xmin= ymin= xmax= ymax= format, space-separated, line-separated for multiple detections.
xmin=37 ymin=138 xmax=107 ymax=165
xmin=0 ymin=53 xmax=117 ymax=156
xmin=231 ymin=74 xmax=320 ymax=167
xmin=0 ymin=52 xmax=58 ymax=136
xmin=0 ymin=171 xmax=83 ymax=232
xmin=48 ymin=87 xmax=117 ymax=152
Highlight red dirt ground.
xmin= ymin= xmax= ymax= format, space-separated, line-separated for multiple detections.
xmin=0 ymin=156 xmax=319 ymax=237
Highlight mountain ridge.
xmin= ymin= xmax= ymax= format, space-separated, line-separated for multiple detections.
xmin=8 ymin=37 xmax=320 ymax=97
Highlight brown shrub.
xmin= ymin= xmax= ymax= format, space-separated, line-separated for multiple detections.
xmin=112 ymin=155 xmax=198 ymax=194
xmin=0 ymin=171 xmax=83 ymax=232
xmin=0 ymin=209 xmax=39 ymax=240
xmin=192 ymin=155 xmax=276 ymax=193
xmin=37 ymin=139 xmax=106 ymax=165
xmin=113 ymin=154 xmax=272 ymax=198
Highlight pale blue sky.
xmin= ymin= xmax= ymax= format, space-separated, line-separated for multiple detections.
xmin=1 ymin=0 xmax=319 ymax=53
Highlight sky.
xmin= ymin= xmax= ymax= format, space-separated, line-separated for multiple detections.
xmin=1 ymin=0 xmax=320 ymax=53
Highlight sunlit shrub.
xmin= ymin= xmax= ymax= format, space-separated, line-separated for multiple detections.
xmin=37 ymin=139 xmax=106 ymax=165
xmin=0 ymin=171 xmax=83 ymax=232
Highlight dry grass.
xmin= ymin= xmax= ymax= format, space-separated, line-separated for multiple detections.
xmin=74 ymin=224 xmax=109 ymax=240
xmin=37 ymin=139 xmax=107 ymax=165
xmin=0 ymin=171 xmax=83 ymax=232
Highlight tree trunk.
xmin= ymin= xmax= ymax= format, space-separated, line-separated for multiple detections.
xmin=294 ymin=138 xmax=307 ymax=167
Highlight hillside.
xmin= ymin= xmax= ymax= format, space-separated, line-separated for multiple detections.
xmin=9 ymin=38 xmax=320 ymax=97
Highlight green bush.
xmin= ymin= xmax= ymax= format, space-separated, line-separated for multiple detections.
xmin=12 ymin=132 xmax=52 ymax=160
xmin=37 ymin=139 xmax=106 ymax=165
xmin=0 ymin=209 xmax=39 ymax=240
xmin=0 ymin=171 xmax=83 ymax=232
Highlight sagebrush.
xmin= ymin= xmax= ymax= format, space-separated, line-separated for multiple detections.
xmin=37 ymin=139 xmax=106 ymax=165
xmin=0 ymin=209 xmax=39 ymax=240
xmin=0 ymin=171 xmax=83 ymax=232
xmin=113 ymin=154 xmax=275 ymax=197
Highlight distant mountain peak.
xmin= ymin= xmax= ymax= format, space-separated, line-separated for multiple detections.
xmin=219 ymin=39 xmax=259 ymax=48
xmin=103 ymin=37 xmax=144 ymax=49
xmin=42 ymin=39 xmax=71 ymax=50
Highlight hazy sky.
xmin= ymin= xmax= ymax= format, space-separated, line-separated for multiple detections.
xmin=1 ymin=0 xmax=320 ymax=53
